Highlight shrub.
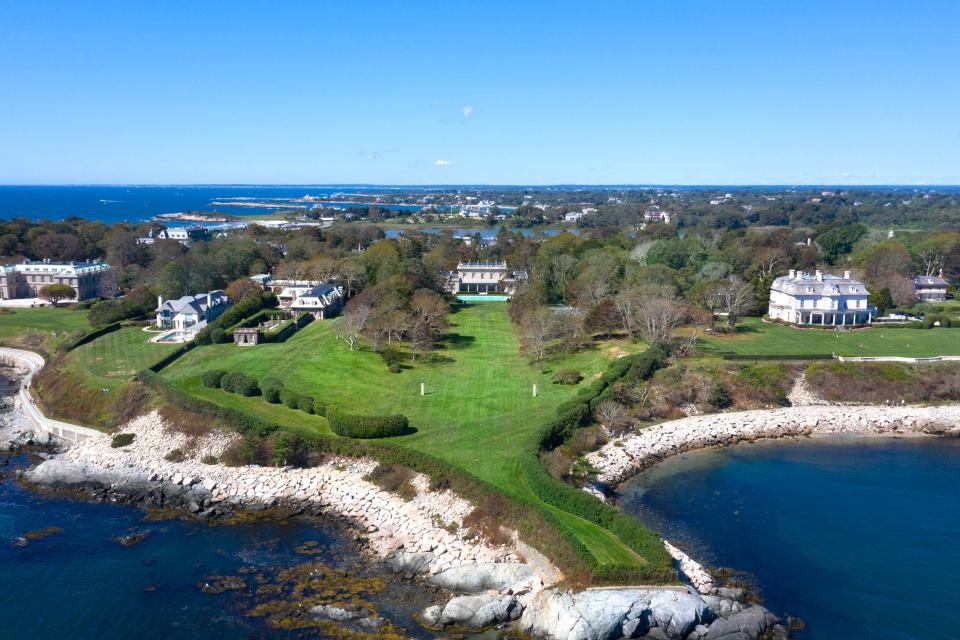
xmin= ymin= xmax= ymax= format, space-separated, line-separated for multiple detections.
xmin=552 ymin=368 xmax=583 ymax=385
xmin=210 ymin=327 xmax=227 ymax=343
xmin=364 ymin=462 xmax=417 ymax=500
xmin=202 ymin=369 xmax=228 ymax=389
xmin=297 ymin=394 xmax=315 ymax=414
xmin=201 ymin=455 xmax=219 ymax=465
xmin=164 ymin=448 xmax=186 ymax=462
xmin=327 ymin=407 xmax=409 ymax=438
xmin=708 ymin=382 xmax=732 ymax=409
xmin=312 ymin=401 xmax=326 ymax=417
xmin=111 ymin=433 xmax=136 ymax=448
xmin=381 ymin=347 xmax=403 ymax=369
xmin=281 ymin=388 xmax=300 ymax=409
xmin=262 ymin=384 xmax=282 ymax=403
xmin=219 ymin=372 xmax=259 ymax=396
xmin=388 ymin=363 xmax=402 ymax=373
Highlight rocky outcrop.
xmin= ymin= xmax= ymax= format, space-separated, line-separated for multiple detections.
xmin=424 ymin=593 xmax=523 ymax=629
xmin=588 ymin=404 xmax=960 ymax=487
xmin=519 ymin=587 xmax=713 ymax=640
xmin=427 ymin=562 xmax=535 ymax=593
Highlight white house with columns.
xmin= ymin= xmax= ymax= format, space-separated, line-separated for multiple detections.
xmin=768 ymin=270 xmax=875 ymax=326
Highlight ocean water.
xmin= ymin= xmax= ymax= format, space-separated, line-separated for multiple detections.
xmin=0 ymin=453 xmax=440 ymax=640
xmin=619 ymin=438 xmax=960 ymax=640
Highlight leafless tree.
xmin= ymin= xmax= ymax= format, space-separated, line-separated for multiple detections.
xmin=342 ymin=298 xmax=371 ymax=351
xmin=595 ymin=399 xmax=629 ymax=434
xmin=717 ymin=276 xmax=756 ymax=327
xmin=550 ymin=254 xmax=577 ymax=300
xmin=519 ymin=306 xmax=560 ymax=367
xmin=634 ymin=297 xmax=685 ymax=345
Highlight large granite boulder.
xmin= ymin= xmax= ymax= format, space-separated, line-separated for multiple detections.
xmin=386 ymin=551 xmax=434 ymax=575
xmin=520 ymin=588 xmax=711 ymax=640
xmin=434 ymin=594 xmax=522 ymax=629
xmin=426 ymin=563 xmax=533 ymax=593
xmin=703 ymin=605 xmax=779 ymax=640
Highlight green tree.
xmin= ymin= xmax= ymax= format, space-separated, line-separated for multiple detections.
xmin=39 ymin=283 xmax=75 ymax=306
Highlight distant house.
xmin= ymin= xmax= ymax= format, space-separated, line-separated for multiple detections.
xmin=139 ymin=225 xmax=210 ymax=246
xmin=768 ymin=270 xmax=875 ymax=326
xmin=914 ymin=271 xmax=949 ymax=302
xmin=460 ymin=200 xmax=498 ymax=218
xmin=447 ymin=261 xmax=527 ymax=295
xmin=644 ymin=209 xmax=672 ymax=224
xmin=564 ymin=208 xmax=597 ymax=222
xmin=278 ymin=283 xmax=344 ymax=318
xmin=0 ymin=259 xmax=117 ymax=301
xmin=156 ymin=290 xmax=230 ymax=331
xmin=249 ymin=273 xmax=272 ymax=289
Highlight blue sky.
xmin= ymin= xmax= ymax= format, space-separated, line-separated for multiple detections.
xmin=1 ymin=1 xmax=958 ymax=185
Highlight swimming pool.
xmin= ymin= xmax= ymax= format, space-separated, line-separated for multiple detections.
xmin=456 ymin=294 xmax=510 ymax=302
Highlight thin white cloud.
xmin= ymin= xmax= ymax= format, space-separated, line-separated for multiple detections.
xmin=434 ymin=160 xmax=453 ymax=167
xmin=461 ymin=106 xmax=473 ymax=117
xmin=840 ymin=171 xmax=854 ymax=178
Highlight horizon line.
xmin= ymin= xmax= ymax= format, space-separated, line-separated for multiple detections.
xmin=1 ymin=183 xmax=960 ymax=189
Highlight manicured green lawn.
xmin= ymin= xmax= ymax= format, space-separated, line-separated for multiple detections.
xmin=0 ymin=306 xmax=91 ymax=351
xmin=698 ymin=317 xmax=960 ymax=358
xmin=163 ymin=302 xmax=647 ymax=567
xmin=68 ymin=326 xmax=181 ymax=391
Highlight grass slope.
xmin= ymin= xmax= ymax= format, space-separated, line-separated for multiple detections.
xmin=0 ymin=307 xmax=91 ymax=352
xmin=699 ymin=317 xmax=960 ymax=358
xmin=67 ymin=326 xmax=181 ymax=392
xmin=163 ymin=302 xmax=648 ymax=568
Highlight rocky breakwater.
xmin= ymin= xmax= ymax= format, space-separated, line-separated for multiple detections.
xmin=588 ymin=404 xmax=960 ymax=488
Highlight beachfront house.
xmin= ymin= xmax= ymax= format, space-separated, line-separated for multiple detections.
xmin=914 ymin=271 xmax=949 ymax=302
xmin=155 ymin=290 xmax=230 ymax=331
xmin=768 ymin=270 xmax=875 ymax=326
xmin=278 ymin=283 xmax=344 ymax=318
xmin=447 ymin=261 xmax=527 ymax=296
xmin=0 ymin=259 xmax=118 ymax=301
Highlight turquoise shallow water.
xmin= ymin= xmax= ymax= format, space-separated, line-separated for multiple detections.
xmin=619 ymin=437 xmax=960 ymax=640
xmin=0 ymin=454 xmax=439 ymax=639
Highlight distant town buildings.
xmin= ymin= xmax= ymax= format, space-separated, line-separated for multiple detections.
xmin=0 ymin=259 xmax=117 ymax=301
xmin=156 ymin=290 xmax=230 ymax=331
xmin=914 ymin=271 xmax=949 ymax=302
xmin=643 ymin=209 xmax=672 ymax=224
xmin=447 ymin=261 xmax=527 ymax=295
xmin=768 ymin=270 xmax=874 ymax=326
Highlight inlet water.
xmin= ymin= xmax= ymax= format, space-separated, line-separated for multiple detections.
xmin=620 ymin=438 xmax=960 ymax=640
xmin=0 ymin=454 xmax=441 ymax=639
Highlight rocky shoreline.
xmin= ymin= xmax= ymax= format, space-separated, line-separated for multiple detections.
xmin=587 ymin=404 xmax=960 ymax=489
xmin=3 ymin=357 xmax=788 ymax=640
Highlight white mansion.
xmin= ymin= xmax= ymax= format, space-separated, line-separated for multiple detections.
xmin=768 ymin=270 xmax=875 ymax=326
xmin=447 ymin=261 xmax=527 ymax=295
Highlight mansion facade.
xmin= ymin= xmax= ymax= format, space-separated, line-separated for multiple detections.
xmin=768 ymin=270 xmax=875 ymax=326
xmin=0 ymin=260 xmax=117 ymax=301
xmin=447 ymin=261 xmax=527 ymax=295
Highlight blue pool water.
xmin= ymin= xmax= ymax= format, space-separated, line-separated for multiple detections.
xmin=456 ymin=295 xmax=511 ymax=302
xmin=0 ymin=454 xmax=439 ymax=639
xmin=619 ymin=438 xmax=960 ymax=640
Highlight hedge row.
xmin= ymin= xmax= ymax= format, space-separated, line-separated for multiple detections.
xmin=721 ymin=353 xmax=834 ymax=361
xmin=327 ymin=407 xmax=409 ymax=438
xmin=518 ymin=345 xmax=677 ymax=582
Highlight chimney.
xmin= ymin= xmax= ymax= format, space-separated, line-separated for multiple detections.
xmin=206 ymin=292 xmax=212 ymax=308
xmin=788 ymin=269 xmax=796 ymax=278
xmin=940 ymin=268 xmax=945 ymax=278
xmin=815 ymin=270 xmax=823 ymax=281
xmin=843 ymin=270 xmax=851 ymax=280
xmin=806 ymin=237 xmax=812 ymax=246
xmin=157 ymin=295 xmax=164 ymax=308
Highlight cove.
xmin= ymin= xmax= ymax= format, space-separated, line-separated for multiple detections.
xmin=0 ymin=454 xmax=441 ymax=639
xmin=619 ymin=437 xmax=960 ymax=640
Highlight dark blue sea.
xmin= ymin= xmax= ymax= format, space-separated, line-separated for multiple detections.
xmin=620 ymin=438 xmax=960 ymax=640
xmin=0 ymin=453 xmax=439 ymax=639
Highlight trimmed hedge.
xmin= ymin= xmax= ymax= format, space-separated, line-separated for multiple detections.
xmin=327 ymin=407 xmax=409 ymax=438
xmin=201 ymin=369 xmax=228 ymax=388
xmin=721 ymin=353 xmax=834 ymax=361
xmin=262 ymin=384 xmax=282 ymax=403
xmin=220 ymin=372 xmax=260 ymax=397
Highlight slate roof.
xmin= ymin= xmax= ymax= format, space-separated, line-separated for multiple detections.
xmin=158 ymin=290 xmax=228 ymax=315
xmin=914 ymin=275 xmax=949 ymax=287
xmin=771 ymin=272 xmax=868 ymax=296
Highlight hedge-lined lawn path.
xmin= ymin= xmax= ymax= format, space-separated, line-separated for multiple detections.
xmin=162 ymin=302 xmax=648 ymax=567
xmin=68 ymin=326 xmax=181 ymax=391
xmin=698 ymin=317 xmax=960 ymax=359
